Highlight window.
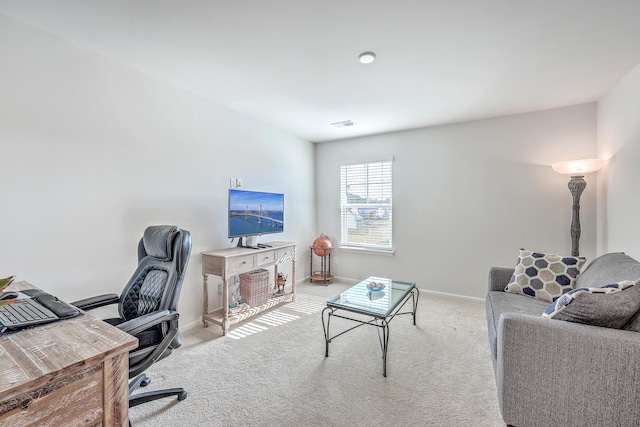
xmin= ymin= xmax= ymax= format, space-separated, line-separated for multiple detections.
xmin=340 ymin=158 xmax=393 ymax=251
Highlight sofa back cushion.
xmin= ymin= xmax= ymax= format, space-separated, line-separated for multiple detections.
xmin=543 ymin=281 xmax=640 ymax=328
xmin=576 ymin=253 xmax=640 ymax=289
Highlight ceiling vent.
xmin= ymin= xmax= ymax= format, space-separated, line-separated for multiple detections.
xmin=331 ymin=120 xmax=356 ymax=128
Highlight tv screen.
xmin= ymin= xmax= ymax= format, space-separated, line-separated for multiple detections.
xmin=228 ymin=189 xmax=284 ymax=238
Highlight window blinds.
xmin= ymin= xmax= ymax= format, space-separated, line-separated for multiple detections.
xmin=340 ymin=158 xmax=393 ymax=250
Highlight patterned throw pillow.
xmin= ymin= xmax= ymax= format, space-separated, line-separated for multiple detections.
xmin=504 ymin=249 xmax=586 ymax=302
xmin=543 ymin=281 xmax=640 ymax=328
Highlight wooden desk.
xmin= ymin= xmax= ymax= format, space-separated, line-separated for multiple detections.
xmin=202 ymin=241 xmax=297 ymax=335
xmin=0 ymin=281 xmax=137 ymax=426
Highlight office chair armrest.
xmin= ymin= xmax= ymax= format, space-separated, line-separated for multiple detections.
xmin=117 ymin=309 xmax=179 ymax=337
xmin=71 ymin=293 xmax=120 ymax=311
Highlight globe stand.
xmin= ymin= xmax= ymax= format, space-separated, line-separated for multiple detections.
xmin=310 ymin=246 xmax=333 ymax=285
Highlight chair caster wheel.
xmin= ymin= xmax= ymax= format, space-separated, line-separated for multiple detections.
xmin=178 ymin=391 xmax=187 ymax=401
xmin=140 ymin=377 xmax=151 ymax=387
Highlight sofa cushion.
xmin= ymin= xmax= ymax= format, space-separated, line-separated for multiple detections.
xmin=624 ymin=310 xmax=640 ymax=332
xmin=486 ymin=291 xmax=550 ymax=362
xmin=542 ymin=281 xmax=640 ymax=328
xmin=576 ymin=252 xmax=640 ymax=288
xmin=504 ymin=249 xmax=585 ymax=303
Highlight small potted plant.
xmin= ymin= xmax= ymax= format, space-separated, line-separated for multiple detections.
xmin=0 ymin=276 xmax=15 ymax=292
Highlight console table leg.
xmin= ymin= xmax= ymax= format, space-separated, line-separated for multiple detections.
xmin=291 ymin=258 xmax=296 ymax=301
xmin=222 ymin=278 xmax=229 ymax=336
xmin=202 ymin=274 xmax=209 ymax=327
xmin=274 ymin=264 xmax=279 ymax=291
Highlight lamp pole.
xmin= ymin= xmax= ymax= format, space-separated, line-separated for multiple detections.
xmin=552 ymin=159 xmax=605 ymax=257
xmin=567 ymin=175 xmax=586 ymax=257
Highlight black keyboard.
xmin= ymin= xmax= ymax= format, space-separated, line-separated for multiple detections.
xmin=0 ymin=299 xmax=59 ymax=332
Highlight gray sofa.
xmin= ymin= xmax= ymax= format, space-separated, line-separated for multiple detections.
xmin=486 ymin=252 xmax=640 ymax=427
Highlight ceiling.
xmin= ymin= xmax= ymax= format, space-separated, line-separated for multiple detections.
xmin=1 ymin=1 xmax=640 ymax=143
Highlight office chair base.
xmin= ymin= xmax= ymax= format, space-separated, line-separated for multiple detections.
xmin=129 ymin=372 xmax=187 ymax=408
xmin=129 ymin=388 xmax=187 ymax=407
xmin=129 ymin=373 xmax=151 ymax=395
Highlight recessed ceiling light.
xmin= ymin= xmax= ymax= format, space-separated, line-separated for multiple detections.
xmin=331 ymin=120 xmax=356 ymax=128
xmin=358 ymin=52 xmax=376 ymax=64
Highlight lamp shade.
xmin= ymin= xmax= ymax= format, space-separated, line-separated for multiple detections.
xmin=551 ymin=158 xmax=606 ymax=175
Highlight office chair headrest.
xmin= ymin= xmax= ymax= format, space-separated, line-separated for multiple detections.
xmin=143 ymin=225 xmax=179 ymax=261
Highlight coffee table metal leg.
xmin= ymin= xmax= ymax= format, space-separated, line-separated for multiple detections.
xmin=412 ymin=288 xmax=420 ymax=325
xmin=322 ymin=307 xmax=333 ymax=357
xmin=382 ymin=319 xmax=390 ymax=377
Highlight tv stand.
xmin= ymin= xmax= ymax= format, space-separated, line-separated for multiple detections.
xmin=235 ymin=236 xmax=260 ymax=249
xmin=201 ymin=241 xmax=297 ymax=335
xmin=245 ymin=235 xmax=259 ymax=248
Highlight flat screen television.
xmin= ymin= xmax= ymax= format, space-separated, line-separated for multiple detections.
xmin=228 ymin=189 xmax=284 ymax=245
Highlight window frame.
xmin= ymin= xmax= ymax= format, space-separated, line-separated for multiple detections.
xmin=339 ymin=157 xmax=393 ymax=253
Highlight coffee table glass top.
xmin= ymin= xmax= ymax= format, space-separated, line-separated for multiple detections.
xmin=326 ymin=277 xmax=416 ymax=318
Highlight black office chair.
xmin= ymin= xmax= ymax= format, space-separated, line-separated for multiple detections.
xmin=72 ymin=225 xmax=192 ymax=417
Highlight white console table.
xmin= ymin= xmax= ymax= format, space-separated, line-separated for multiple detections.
xmin=201 ymin=241 xmax=297 ymax=335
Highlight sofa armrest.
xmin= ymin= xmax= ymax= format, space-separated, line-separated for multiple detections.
xmin=497 ymin=313 xmax=640 ymax=426
xmin=488 ymin=267 xmax=514 ymax=292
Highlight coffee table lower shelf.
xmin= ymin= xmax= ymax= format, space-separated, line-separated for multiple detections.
xmin=202 ymin=292 xmax=294 ymax=334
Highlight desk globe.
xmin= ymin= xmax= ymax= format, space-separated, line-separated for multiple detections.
xmin=310 ymin=234 xmax=333 ymax=284
xmin=312 ymin=234 xmax=332 ymax=256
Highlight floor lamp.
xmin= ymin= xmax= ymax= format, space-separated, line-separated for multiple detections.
xmin=552 ymin=158 xmax=606 ymax=256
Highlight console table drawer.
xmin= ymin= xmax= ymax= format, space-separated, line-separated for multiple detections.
xmin=231 ymin=255 xmax=255 ymax=273
xmin=256 ymin=252 xmax=275 ymax=266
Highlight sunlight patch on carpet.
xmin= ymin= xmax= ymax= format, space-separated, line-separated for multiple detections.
xmin=227 ymin=310 xmax=301 ymax=339
xmin=227 ymin=322 xmax=269 ymax=339
xmin=285 ymin=299 xmax=326 ymax=315
xmin=255 ymin=310 xmax=300 ymax=326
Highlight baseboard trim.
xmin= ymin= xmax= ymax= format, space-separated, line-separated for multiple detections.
xmin=299 ymin=275 xmax=484 ymax=303
xmin=418 ymin=288 xmax=484 ymax=303
xmin=181 ymin=318 xmax=206 ymax=333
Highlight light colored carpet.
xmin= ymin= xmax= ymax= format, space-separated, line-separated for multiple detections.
xmin=129 ymin=288 xmax=503 ymax=426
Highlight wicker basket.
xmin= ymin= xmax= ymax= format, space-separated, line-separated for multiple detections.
xmin=239 ymin=269 xmax=270 ymax=307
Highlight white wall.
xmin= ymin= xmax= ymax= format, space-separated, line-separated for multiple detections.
xmin=0 ymin=15 xmax=316 ymax=326
xmin=597 ymin=63 xmax=640 ymax=257
xmin=316 ymin=104 xmax=598 ymax=299
xmin=0 ymin=11 xmax=612 ymax=319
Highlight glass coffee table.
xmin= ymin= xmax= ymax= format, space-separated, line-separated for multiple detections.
xmin=322 ymin=276 xmax=419 ymax=377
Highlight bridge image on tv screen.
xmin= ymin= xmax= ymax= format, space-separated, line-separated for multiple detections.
xmin=228 ymin=190 xmax=284 ymax=238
